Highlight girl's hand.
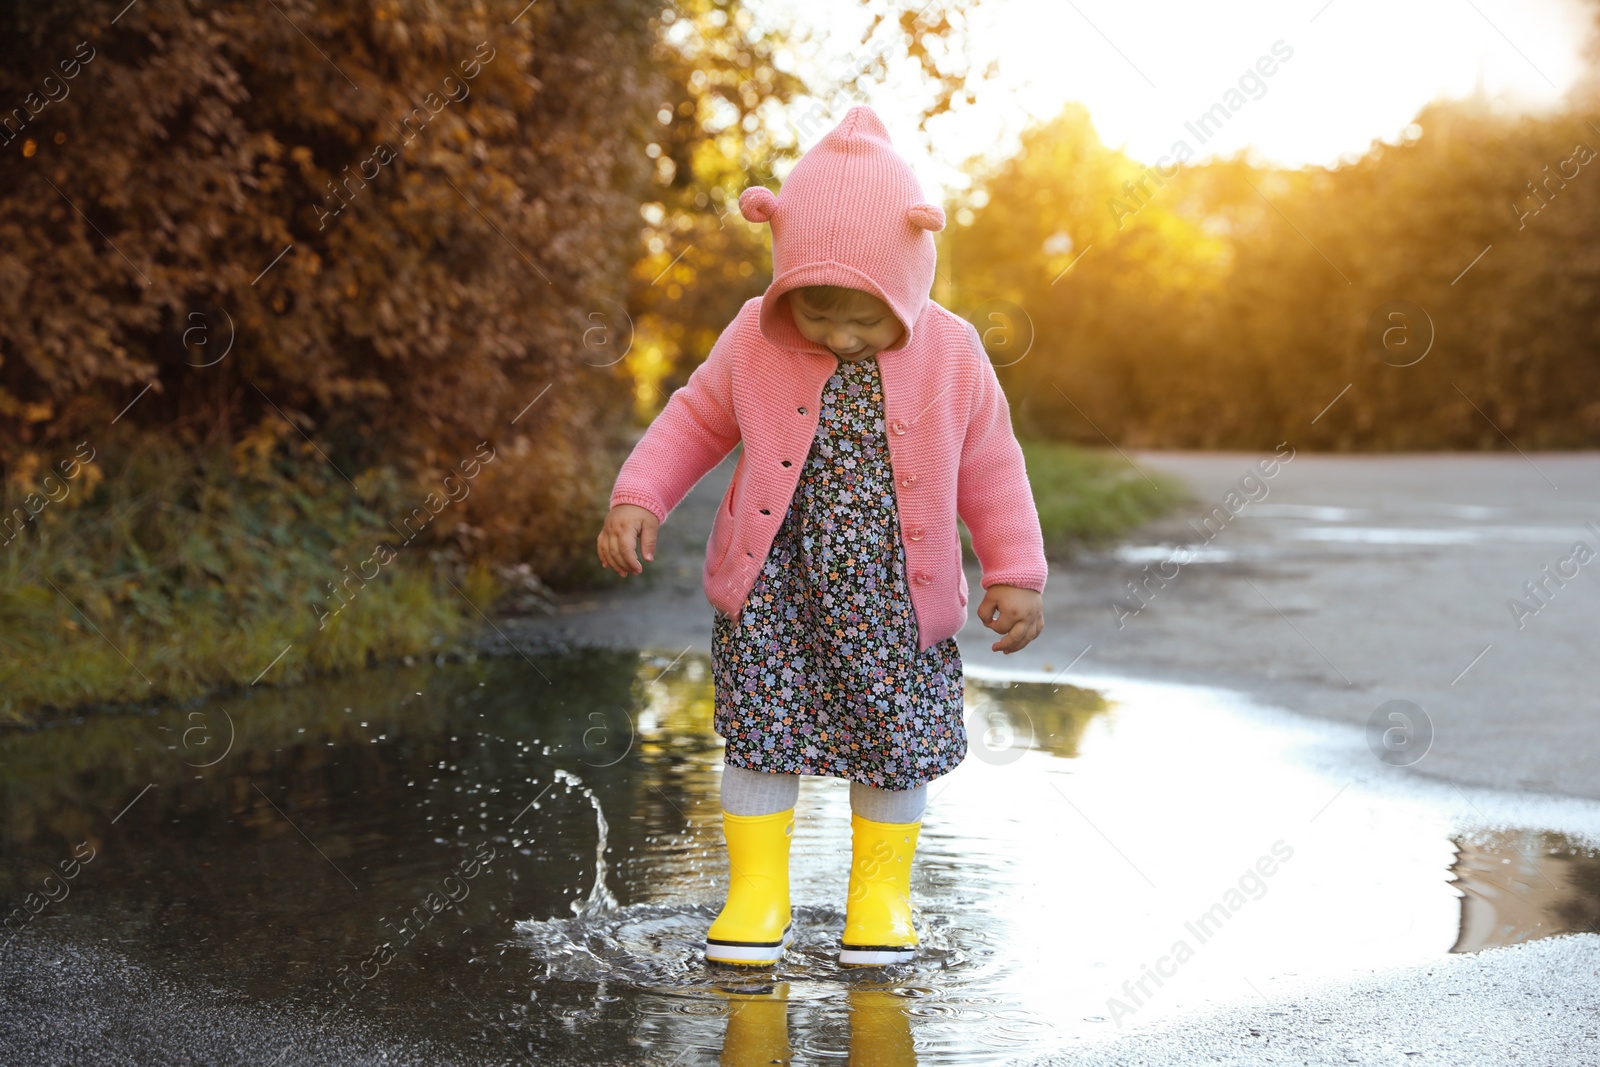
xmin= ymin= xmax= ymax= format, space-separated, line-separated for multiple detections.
xmin=975 ymin=584 xmax=1044 ymax=654
xmin=597 ymin=504 xmax=660 ymax=577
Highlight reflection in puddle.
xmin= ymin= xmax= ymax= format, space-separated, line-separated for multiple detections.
xmin=1451 ymin=830 xmax=1600 ymax=952
xmin=1 ymin=650 xmax=1597 ymax=1063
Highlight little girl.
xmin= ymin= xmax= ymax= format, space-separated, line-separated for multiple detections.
xmin=597 ymin=105 xmax=1047 ymax=967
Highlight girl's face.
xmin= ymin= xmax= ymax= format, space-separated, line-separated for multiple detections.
xmin=788 ymin=289 xmax=904 ymax=363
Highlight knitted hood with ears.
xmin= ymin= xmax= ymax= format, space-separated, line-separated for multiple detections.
xmin=738 ymin=105 xmax=945 ymax=357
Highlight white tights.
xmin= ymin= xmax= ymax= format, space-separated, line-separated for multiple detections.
xmin=720 ymin=763 xmax=928 ymax=823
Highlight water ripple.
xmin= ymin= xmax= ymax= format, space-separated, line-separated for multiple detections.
xmin=512 ymin=901 xmax=985 ymax=998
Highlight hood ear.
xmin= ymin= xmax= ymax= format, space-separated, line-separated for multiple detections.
xmin=907 ymin=201 xmax=945 ymax=232
xmin=740 ymin=186 xmax=778 ymax=223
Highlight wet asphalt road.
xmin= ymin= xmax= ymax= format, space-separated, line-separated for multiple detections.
xmin=1024 ymin=450 xmax=1600 ymax=804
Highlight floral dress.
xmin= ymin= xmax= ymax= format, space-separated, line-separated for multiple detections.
xmin=710 ymin=354 xmax=967 ymax=791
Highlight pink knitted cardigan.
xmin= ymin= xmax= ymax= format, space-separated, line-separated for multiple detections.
xmin=609 ymin=106 xmax=1047 ymax=652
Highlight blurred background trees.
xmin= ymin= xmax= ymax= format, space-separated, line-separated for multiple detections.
xmin=2 ymin=0 xmax=676 ymax=586
xmin=951 ymin=91 xmax=1600 ymax=451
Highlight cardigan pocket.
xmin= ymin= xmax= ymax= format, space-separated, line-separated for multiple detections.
xmin=708 ymin=506 xmax=735 ymax=574
xmin=708 ymin=462 xmax=741 ymax=574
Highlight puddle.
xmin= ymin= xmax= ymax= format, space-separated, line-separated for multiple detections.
xmin=1111 ymin=543 xmax=1237 ymax=564
xmin=1242 ymin=504 xmax=1372 ymax=521
xmin=1 ymin=649 xmax=1596 ymax=1063
xmin=1239 ymin=504 xmax=1508 ymax=523
xmin=1290 ymin=525 xmax=1583 ymax=545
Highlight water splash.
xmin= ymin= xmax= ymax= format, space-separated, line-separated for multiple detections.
xmin=518 ymin=774 xmax=973 ymax=994
xmin=553 ymin=768 xmax=619 ymax=917
xmin=510 ymin=902 xmax=958 ymax=997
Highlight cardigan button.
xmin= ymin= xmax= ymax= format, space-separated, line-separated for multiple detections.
xmin=912 ymin=570 xmax=931 ymax=586
xmin=889 ymin=418 xmax=907 ymax=435
xmin=907 ymin=526 xmax=924 ymax=542
xmin=899 ymin=473 xmax=916 ymax=489
xmin=797 ymin=406 xmax=807 ymax=415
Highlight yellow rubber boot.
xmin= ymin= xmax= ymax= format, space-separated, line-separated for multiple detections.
xmin=705 ymin=808 xmax=795 ymax=966
xmin=839 ymin=813 xmax=921 ymax=966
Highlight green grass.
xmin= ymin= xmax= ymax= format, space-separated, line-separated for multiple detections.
xmin=0 ymin=430 xmax=1187 ymax=725
xmin=0 ymin=430 xmax=504 ymax=724
xmin=961 ymin=439 xmax=1192 ymax=562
